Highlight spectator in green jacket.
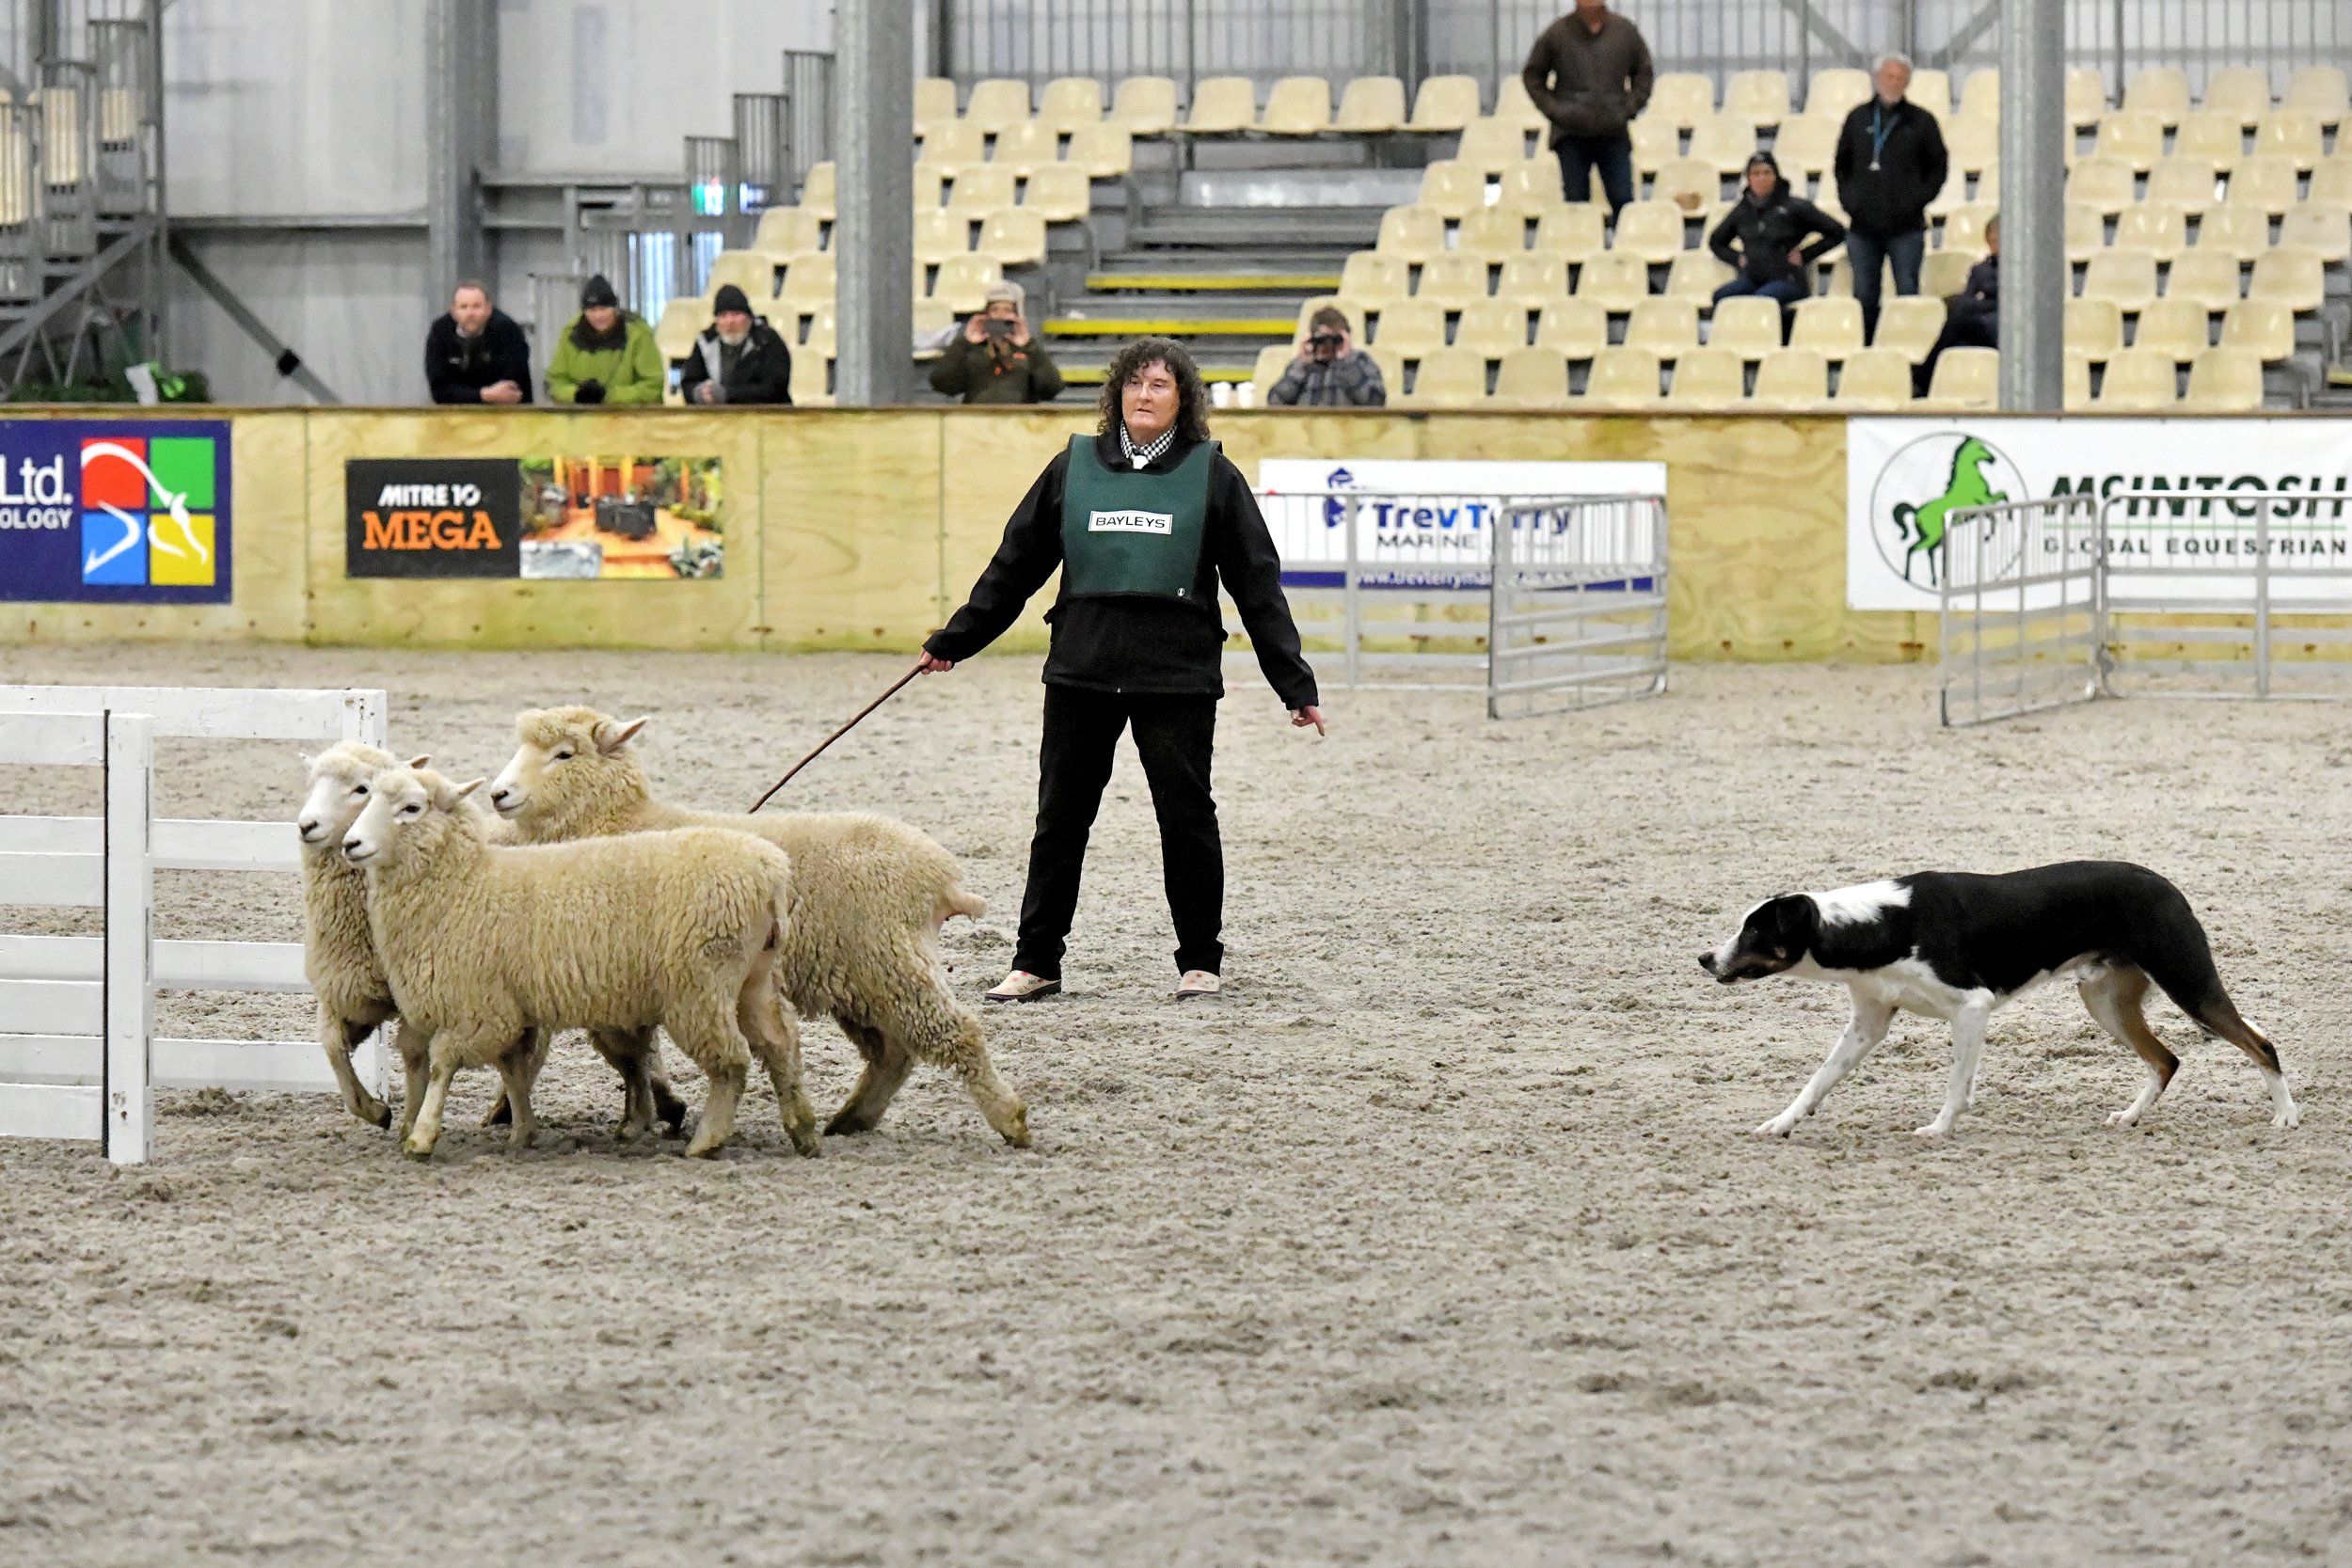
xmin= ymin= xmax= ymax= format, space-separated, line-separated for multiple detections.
xmin=546 ymin=275 xmax=664 ymax=405
xmin=929 ymin=280 xmax=1063 ymax=404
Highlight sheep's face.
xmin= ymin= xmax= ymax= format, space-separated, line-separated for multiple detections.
xmin=490 ymin=706 xmax=646 ymax=826
xmin=296 ymin=744 xmax=412 ymax=847
xmin=342 ymin=767 xmax=478 ymax=868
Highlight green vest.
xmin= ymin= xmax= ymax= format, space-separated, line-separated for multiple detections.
xmin=1058 ymin=436 xmax=1215 ymax=607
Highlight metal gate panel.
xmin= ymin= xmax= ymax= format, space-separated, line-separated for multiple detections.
xmin=1487 ymin=494 xmax=1669 ymax=720
xmin=1938 ymin=494 xmax=2100 ymax=727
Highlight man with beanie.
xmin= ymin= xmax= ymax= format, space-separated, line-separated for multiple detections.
xmin=678 ymin=283 xmax=793 ymax=405
xmin=546 ymin=275 xmax=664 ymax=405
xmin=1832 ymin=55 xmax=1948 ymax=342
xmin=1521 ymin=0 xmax=1654 ymax=215
xmin=425 ymin=280 xmax=532 ymax=404
xmin=929 ymin=280 xmax=1064 ymax=404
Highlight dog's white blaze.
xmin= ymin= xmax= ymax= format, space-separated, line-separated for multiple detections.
xmin=1810 ymin=879 xmax=1911 ymax=927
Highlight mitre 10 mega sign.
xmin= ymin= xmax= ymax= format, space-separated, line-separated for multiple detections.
xmin=344 ymin=457 xmax=521 ymax=578
xmin=0 ymin=419 xmax=232 ymax=603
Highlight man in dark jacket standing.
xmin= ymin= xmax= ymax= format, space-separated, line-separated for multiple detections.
xmin=1521 ymin=0 xmax=1654 ymax=215
xmin=1832 ymin=54 xmax=1948 ymax=342
xmin=915 ymin=337 xmax=1323 ymax=1006
xmin=678 ymin=284 xmax=793 ymax=405
xmin=424 ymin=280 xmax=531 ymax=404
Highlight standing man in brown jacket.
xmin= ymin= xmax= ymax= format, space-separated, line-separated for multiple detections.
xmin=1521 ymin=0 xmax=1655 ymax=215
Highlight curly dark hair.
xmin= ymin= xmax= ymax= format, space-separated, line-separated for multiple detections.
xmin=1097 ymin=337 xmax=1214 ymax=445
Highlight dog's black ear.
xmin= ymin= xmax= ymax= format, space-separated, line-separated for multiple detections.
xmin=1759 ymin=894 xmax=1817 ymax=961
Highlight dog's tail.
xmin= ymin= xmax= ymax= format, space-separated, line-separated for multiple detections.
xmin=2133 ymin=879 xmax=2284 ymax=1074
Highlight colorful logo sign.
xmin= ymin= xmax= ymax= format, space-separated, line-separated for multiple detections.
xmin=0 ymin=420 xmax=231 ymax=603
xmin=1864 ymin=430 xmax=2025 ymax=588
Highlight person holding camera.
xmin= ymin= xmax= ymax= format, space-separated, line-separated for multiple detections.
xmin=1266 ymin=307 xmax=1386 ymax=407
xmin=930 ymin=280 xmax=1064 ymax=404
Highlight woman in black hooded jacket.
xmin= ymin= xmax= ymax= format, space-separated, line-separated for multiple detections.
xmin=1708 ymin=151 xmax=1846 ymax=314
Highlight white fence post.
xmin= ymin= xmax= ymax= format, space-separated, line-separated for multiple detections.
xmin=104 ymin=712 xmax=154 ymax=1165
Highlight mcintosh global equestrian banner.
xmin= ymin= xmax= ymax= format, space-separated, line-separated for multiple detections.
xmin=1847 ymin=418 xmax=2352 ymax=611
xmin=345 ymin=454 xmax=723 ymax=580
xmin=0 ymin=419 xmax=232 ymax=603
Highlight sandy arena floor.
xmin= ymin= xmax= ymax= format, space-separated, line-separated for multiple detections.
xmin=3 ymin=643 xmax=2350 ymax=1566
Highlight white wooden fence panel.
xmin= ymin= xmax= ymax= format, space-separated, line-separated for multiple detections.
xmin=0 ymin=933 xmax=99 ymax=979
xmin=0 ymin=852 xmax=103 ymax=906
xmin=0 ymin=712 xmax=106 ymax=765
xmin=0 ymin=1082 xmax=103 ymax=1141
xmin=0 ymin=686 xmax=381 ymax=742
xmin=153 ymin=1038 xmax=337 ymax=1094
xmin=104 ymin=713 xmax=154 ymax=1164
xmin=0 ymin=1034 xmax=102 ymax=1084
xmin=0 ymin=977 xmax=102 ymax=1034
xmin=0 ymin=816 xmax=101 ymax=853
xmin=152 ymin=819 xmax=301 ymax=873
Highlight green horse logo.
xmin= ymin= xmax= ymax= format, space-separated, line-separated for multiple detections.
xmin=1890 ymin=435 xmax=2007 ymax=587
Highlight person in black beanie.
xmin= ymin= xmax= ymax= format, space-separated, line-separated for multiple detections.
xmin=425 ymin=280 xmax=532 ymax=404
xmin=546 ymin=274 xmax=664 ymax=405
xmin=677 ymin=282 xmax=794 ymax=405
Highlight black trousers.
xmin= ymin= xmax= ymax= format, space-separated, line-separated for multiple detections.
xmin=1014 ymin=685 xmax=1222 ymax=980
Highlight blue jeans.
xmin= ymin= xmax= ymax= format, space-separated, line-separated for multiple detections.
xmin=1844 ymin=228 xmax=1925 ymax=333
xmin=1555 ymin=135 xmax=1635 ymax=215
xmin=1713 ymin=274 xmax=1806 ymax=310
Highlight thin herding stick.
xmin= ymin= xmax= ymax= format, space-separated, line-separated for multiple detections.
xmin=748 ymin=663 xmax=926 ymax=814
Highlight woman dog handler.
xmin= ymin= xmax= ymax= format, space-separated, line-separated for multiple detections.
xmin=916 ymin=337 xmax=1326 ymax=1004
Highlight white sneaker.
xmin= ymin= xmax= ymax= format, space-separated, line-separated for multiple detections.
xmin=1176 ymin=970 xmax=1222 ymax=1002
xmin=984 ymin=969 xmax=1061 ymax=1004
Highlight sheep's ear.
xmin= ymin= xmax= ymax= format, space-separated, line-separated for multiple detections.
xmin=407 ymin=753 xmax=431 ymax=768
xmin=298 ymin=751 xmax=315 ymax=770
xmin=595 ymin=716 xmax=648 ymax=755
xmin=430 ymin=776 xmax=485 ymax=810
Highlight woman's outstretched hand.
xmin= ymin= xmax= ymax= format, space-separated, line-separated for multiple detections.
xmin=915 ymin=652 xmax=954 ymax=673
xmin=1291 ymin=705 xmax=1326 ymax=736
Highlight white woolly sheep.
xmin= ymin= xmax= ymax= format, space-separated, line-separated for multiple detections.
xmin=343 ymin=764 xmax=820 ymax=1161
xmin=298 ymin=745 xmax=685 ymax=1143
xmin=486 ymin=706 xmax=1029 ymax=1148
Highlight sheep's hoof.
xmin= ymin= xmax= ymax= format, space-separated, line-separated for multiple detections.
xmin=613 ymin=1119 xmax=646 ymax=1145
xmin=483 ymin=1094 xmax=513 ymax=1128
xmin=358 ymin=1096 xmax=392 ymax=1131
xmin=507 ymin=1128 xmax=537 ymax=1151
xmin=401 ymin=1140 xmax=435 ymax=1162
xmin=681 ymin=1135 xmax=729 ymax=1160
xmin=652 ymin=1085 xmax=690 ymax=1134
xmin=822 ymin=1107 xmax=878 ymax=1137
xmin=787 ymin=1120 xmax=822 ymax=1159
xmin=998 ymin=1105 xmax=1033 ymax=1150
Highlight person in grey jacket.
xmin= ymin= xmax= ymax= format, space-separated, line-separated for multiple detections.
xmin=1266 ymin=307 xmax=1386 ymax=407
xmin=1520 ymin=0 xmax=1655 ymax=214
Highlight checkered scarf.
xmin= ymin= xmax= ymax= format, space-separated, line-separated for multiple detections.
xmin=1118 ymin=420 xmax=1176 ymax=469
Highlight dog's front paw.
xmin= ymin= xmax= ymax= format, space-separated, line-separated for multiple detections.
xmin=1753 ymin=1116 xmax=1797 ymax=1138
xmin=2106 ymin=1106 xmax=2141 ymax=1128
xmin=2274 ymin=1106 xmax=2301 ymax=1130
xmin=1911 ymin=1121 xmax=1951 ymax=1137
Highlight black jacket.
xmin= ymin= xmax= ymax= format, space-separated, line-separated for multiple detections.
xmin=424 ymin=309 xmax=532 ymax=404
xmin=1520 ymin=11 xmax=1655 ymax=144
xmin=925 ymin=431 xmax=1319 ymax=709
xmin=1832 ymin=97 xmax=1949 ymax=238
xmin=676 ymin=319 xmax=793 ymax=405
xmin=1947 ymin=255 xmax=1997 ymax=327
xmin=1708 ymin=186 xmax=1846 ymax=288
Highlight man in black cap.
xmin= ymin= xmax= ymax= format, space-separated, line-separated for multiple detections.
xmin=424 ymin=279 xmax=532 ymax=404
xmin=677 ymin=283 xmax=794 ymax=405
xmin=546 ymin=274 xmax=664 ymax=405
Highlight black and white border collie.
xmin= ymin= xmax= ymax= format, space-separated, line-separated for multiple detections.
xmin=1699 ymin=861 xmax=2296 ymax=1137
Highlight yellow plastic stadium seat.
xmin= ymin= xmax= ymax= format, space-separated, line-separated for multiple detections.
xmin=1038 ymin=77 xmax=1104 ymax=134
xmin=1371 ymin=298 xmax=1446 ymax=356
xmin=1496 ymin=253 xmax=1569 ymax=302
xmin=2170 ymin=110 xmax=2244 ymax=173
xmin=2061 ymin=199 xmax=2106 ymax=263
xmin=1751 ymin=347 xmax=1829 ymax=409
xmin=1919 ymin=246 xmax=1983 ymax=298
xmin=2066 ymin=67 xmax=2110 ymax=127
xmin=2066 ymin=156 xmax=2136 ymax=216
xmin=1723 ymin=71 xmax=1789 ymax=129
xmin=1627 ymin=115 xmax=1681 ymax=181
xmin=1875 ymin=295 xmax=1947 ymax=363
xmin=1940 ymin=202 xmax=1994 ymax=253
xmin=2195 ymin=204 xmax=2272 ymax=264
xmin=1623 ymin=297 xmax=1698 ymax=356
xmin=1456 ymin=117 xmax=1531 ymax=172
xmin=1406 ymin=75 xmax=1482 ymax=134
xmin=913 ymin=206 xmax=968 ymax=264
xmin=2113 ymin=200 xmax=2187 ymax=261
xmin=2280 ymin=204 xmax=2350 ymax=264
xmin=1535 ymin=204 xmax=1608 ymax=260
xmin=2093 ymin=109 xmax=2165 ymax=172
xmin=2064 ymin=296 xmax=2124 ymax=360
xmin=753 ymin=206 xmax=824 ymax=260
xmin=1582 ymin=345 xmax=1662 ymax=406
xmin=1340 ymin=250 xmax=1410 ymax=308
xmin=2080 ymin=247 xmax=2157 ymax=312
xmin=1110 ymin=76 xmax=1179 ymax=135
xmin=2097 ymin=346 xmax=2180 ymax=409
xmin=993 ymin=120 xmax=1061 ymax=178
xmin=1404 ymin=346 xmax=1487 ymax=407
xmin=1611 ymin=200 xmax=1687 ymax=263
xmin=1647 ymin=74 xmax=1715 ymax=130
xmin=1772 ymin=117 xmax=1840 ymax=182
xmin=2249 ymin=245 xmax=2325 ymax=313
xmin=800 ymin=162 xmax=836 ymax=219
xmin=801 ymin=305 xmax=839 ymax=352
xmin=778 ymin=251 xmax=835 ymax=305
xmin=963 ymin=78 xmax=1033 ymax=135
xmin=1662 ymin=251 xmax=1734 ymax=302
xmin=918 ymin=118 xmax=986 ymax=166
xmin=1362 ymin=343 xmax=1406 ymax=398
xmin=2123 ymin=68 xmax=2190 ymax=128
xmin=2201 ymin=68 xmax=2272 ymax=130
xmin=1687 ymin=112 xmax=1757 ymax=176
xmin=1337 ymin=76 xmax=1406 ymax=134
xmin=1805 ymin=69 xmax=1871 ymax=119
xmin=2145 ymin=156 xmax=2222 ymax=215
xmin=1788 ymin=296 xmax=1863 ymax=356
xmin=1649 ymin=155 xmax=1718 ymax=214
xmin=2314 ymin=159 xmax=2352 ymax=207
xmin=910 ymin=159 xmax=955 ymax=210
xmin=1261 ymin=76 xmax=1333 ymax=135
xmin=2283 ymin=67 xmax=2349 ymax=128
xmin=1454 ymin=298 xmax=1533 ymax=356
xmin=33 ymin=86 xmax=78 ymax=185
xmin=1376 ymin=204 xmax=1447 ymax=261
xmin=2219 ymin=298 xmax=2296 ymax=362
xmin=1910 ymin=70 xmax=1954 ymax=119
xmin=1834 ymin=348 xmax=1914 ymax=409
xmin=1492 ymin=345 xmax=1570 ymax=407
xmin=1959 ymin=70 xmax=2000 ymax=122
xmin=1943 ymin=116 xmax=1999 ymax=175
xmin=914 ymin=77 xmax=958 ymax=129
xmin=1705 ymin=294 xmax=1782 ymax=356
xmin=2135 ymin=297 xmax=2214 ymax=360
xmin=1925 ymin=345 xmax=1997 ymax=408
xmin=977 ymin=208 xmax=1047 ymax=266
xmin=1024 ymin=164 xmax=1092 ymax=222
xmin=1417 ymin=252 xmax=1489 ymax=309
xmin=1456 ymin=206 xmax=1528 ymax=258
xmin=1535 ymin=298 xmax=1609 ymax=357
xmin=1662 ymin=344 xmax=1745 ymax=407
xmin=653 ymin=298 xmax=703 ymax=361
xmin=949 ymin=163 xmax=1018 ymax=212
xmin=2225 ymin=153 xmax=2299 ymax=215
xmin=1498 ymin=159 xmax=1565 ymax=212
xmin=2183 ymin=346 xmax=2265 ymax=411
xmin=2063 ymin=350 xmax=2094 ymax=409
xmin=1250 ymin=343 xmax=1295 ymax=405
xmin=703 ymin=249 xmax=778 ymax=305
xmin=931 ymin=254 xmax=1002 ymax=313
xmin=1066 ymin=123 xmax=1134 ymax=178
xmin=1419 ymin=159 xmax=1487 ymax=220
xmin=1184 ymin=76 xmax=1256 ymax=134
xmin=789 ymin=352 xmax=834 ymax=407
xmin=2252 ymin=110 xmax=2324 ymax=170
xmin=1923 ymin=165 xmax=1970 ymax=218
xmin=1575 ymin=251 xmax=1651 ymax=309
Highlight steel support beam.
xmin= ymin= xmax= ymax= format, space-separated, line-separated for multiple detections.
xmin=835 ymin=0 xmax=914 ymax=407
xmin=1997 ymin=0 xmax=2063 ymax=411
xmin=425 ymin=0 xmax=498 ymax=306
xmin=167 ymin=234 xmax=342 ymax=405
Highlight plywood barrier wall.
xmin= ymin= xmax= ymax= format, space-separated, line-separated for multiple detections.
xmin=0 ymin=407 xmax=1925 ymax=663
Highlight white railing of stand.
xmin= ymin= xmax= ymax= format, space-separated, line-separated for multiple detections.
xmin=1937 ymin=493 xmax=2102 ymax=728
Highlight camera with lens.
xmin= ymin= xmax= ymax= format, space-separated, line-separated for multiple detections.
xmin=1310 ymin=331 xmax=1345 ymax=356
xmin=983 ymin=316 xmax=1016 ymax=339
